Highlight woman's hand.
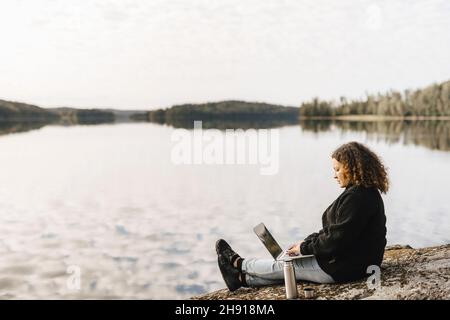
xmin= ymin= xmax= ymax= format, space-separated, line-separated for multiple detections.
xmin=287 ymin=241 xmax=304 ymax=256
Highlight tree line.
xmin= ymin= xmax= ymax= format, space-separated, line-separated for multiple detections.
xmin=148 ymin=100 xmax=300 ymax=127
xmin=299 ymin=80 xmax=450 ymax=117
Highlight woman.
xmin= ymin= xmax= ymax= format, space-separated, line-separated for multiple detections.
xmin=216 ymin=141 xmax=389 ymax=291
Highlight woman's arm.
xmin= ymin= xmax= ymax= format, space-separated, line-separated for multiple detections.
xmin=300 ymin=191 xmax=373 ymax=257
xmin=302 ymin=203 xmax=332 ymax=243
xmin=304 ymin=232 xmax=320 ymax=242
xmin=287 ymin=231 xmax=323 ymax=256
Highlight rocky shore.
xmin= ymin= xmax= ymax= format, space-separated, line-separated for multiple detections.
xmin=192 ymin=244 xmax=449 ymax=300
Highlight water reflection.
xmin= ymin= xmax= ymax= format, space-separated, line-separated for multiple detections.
xmin=164 ymin=118 xmax=299 ymax=129
xmin=1 ymin=119 xmax=449 ymax=152
xmin=0 ymin=121 xmax=48 ymax=136
xmin=0 ymin=122 xmax=448 ymax=299
xmin=299 ymin=120 xmax=450 ymax=151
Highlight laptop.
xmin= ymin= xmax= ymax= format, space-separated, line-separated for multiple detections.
xmin=253 ymin=222 xmax=314 ymax=261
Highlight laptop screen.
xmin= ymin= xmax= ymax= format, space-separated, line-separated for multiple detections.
xmin=253 ymin=223 xmax=283 ymax=259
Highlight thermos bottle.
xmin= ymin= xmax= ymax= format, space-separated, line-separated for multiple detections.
xmin=283 ymin=261 xmax=298 ymax=299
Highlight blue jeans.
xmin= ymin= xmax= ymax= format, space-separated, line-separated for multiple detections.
xmin=241 ymin=256 xmax=335 ymax=287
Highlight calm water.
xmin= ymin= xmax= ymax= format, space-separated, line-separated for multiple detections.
xmin=0 ymin=121 xmax=449 ymax=299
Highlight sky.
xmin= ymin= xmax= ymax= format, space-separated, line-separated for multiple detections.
xmin=0 ymin=0 xmax=449 ymax=110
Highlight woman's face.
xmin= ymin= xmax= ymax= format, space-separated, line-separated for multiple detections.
xmin=332 ymin=158 xmax=350 ymax=188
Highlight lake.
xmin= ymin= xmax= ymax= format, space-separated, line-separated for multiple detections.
xmin=0 ymin=120 xmax=449 ymax=299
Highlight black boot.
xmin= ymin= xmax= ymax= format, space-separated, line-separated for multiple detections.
xmin=215 ymin=239 xmax=243 ymax=271
xmin=217 ymin=254 xmax=242 ymax=292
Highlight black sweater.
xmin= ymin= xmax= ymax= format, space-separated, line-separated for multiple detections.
xmin=300 ymin=184 xmax=387 ymax=282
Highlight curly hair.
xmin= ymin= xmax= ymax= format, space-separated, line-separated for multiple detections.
xmin=332 ymin=141 xmax=389 ymax=193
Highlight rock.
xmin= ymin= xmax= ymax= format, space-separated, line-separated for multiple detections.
xmin=192 ymin=244 xmax=450 ymax=300
xmin=385 ymin=244 xmax=413 ymax=250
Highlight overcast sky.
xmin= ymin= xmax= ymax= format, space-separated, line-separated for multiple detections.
xmin=0 ymin=0 xmax=449 ymax=110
